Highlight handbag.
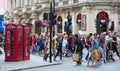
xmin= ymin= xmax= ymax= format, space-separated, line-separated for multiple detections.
xmin=63 ymin=47 xmax=67 ymax=54
xmin=72 ymin=53 xmax=79 ymax=61
xmin=72 ymin=47 xmax=79 ymax=61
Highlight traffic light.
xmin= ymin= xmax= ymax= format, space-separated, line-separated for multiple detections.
xmin=95 ymin=23 xmax=98 ymax=29
xmin=67 ymin=15 xmax=72 ymax=25
xmin=64 ymin=11 xmax=72 ymax=35
xmin=95 ymin=20 xmax=100 ymax=29
xmin=43 ymin=12 xmax=48 ymax=20
xmin=64 ymin=21 xmax=69 ymax=32
xmin=53 ymin=14 xmax=57 ymax=25
xmin=67 ymin=11 xmax=72 ymax=25
xmin=64 ymin=21 xmax=72 ymax=34
xmin=69 ymin=25 xmax=72 ymax=33
xmin=110 ymin=21 xmax=114 ymax=31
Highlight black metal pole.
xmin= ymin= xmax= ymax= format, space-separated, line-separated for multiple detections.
xmin=67 ymin=11 xmax=70 ymax=37
xmin=53 ymin=0 xmax=55 ymax=37
xmin=53 ymin=0 xmax=55 ymax=13
xmin=49 ymin=2 xmax=53 ymax=63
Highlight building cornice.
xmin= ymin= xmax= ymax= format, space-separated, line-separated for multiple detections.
xmin=5 ymin=1 xmax=120 ymax=20
xmin=55 ymin=2 xmax=120 ymax=11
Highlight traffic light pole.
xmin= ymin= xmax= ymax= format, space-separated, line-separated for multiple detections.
xmin=49 ymin=0 xmax=55 ymax=63
xmin=53 ymin=0 xmax=55 ymax=37
xmin=67 ymin=11 xmax=72 ymax=37
xmin=49 ymin=2 xmax=53 ymax=63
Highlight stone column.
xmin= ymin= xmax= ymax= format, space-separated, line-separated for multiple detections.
xmin=33 ymin=0 xmax=35 ymax=3
xmin=71 ymin=10 xmax=75 ymax=34
xmin=29 ymin=0 xmax=31 ymax=5
xmin=62 ymin=11 xmax=65 ymax=33
xmin=13 ymin=0 xmax=15 ymax=9
xmin=113 ymin=12 xmax=119 ymax=32
xmin=39 ymin=0 xmax=42 ymax=3
xmin=11 ymin=0 xmax=13 ymax=11
xmin=16 ymin=0 xmax=21 ymax=7
xmin=21 ymin=0 xmax=24 ymax=7
xmin=30 ymin=19 xmax=36 ymax=34
xmin=7 ymin=0 xmax=11 ymax=11
xmin=20 ymin=0 xmax=22 ymax=7
xmin=34 ymin=0 xmax=38 ymax=3
xmin=62 ymin=10 xmax=68 ymax=34
xmin=31 ymin=0 xmax=34 ymax=5
xmin=25 ymin=0 xmax=29 ymax=6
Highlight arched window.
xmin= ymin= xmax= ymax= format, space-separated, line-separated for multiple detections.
xmin=96 ymin=11 xmax=109 ymax=24
xmin=57 ymin=16 xmax=62 ymax=24
xmin=76 ymin=13 xmax=82 ymax=24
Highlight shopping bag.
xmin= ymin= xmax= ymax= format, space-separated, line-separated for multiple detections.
xmin=43 ymin=53 xmax=49 ymax=61
xmin=63 ymin=48 xmax=67 ymax=54
xmin=72 ymin=53 xmax=79 ymax=61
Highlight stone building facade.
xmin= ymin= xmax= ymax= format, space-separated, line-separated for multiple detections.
xmin=4 ymin=0 xmax=120 ymax=35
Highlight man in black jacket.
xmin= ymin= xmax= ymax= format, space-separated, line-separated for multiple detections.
xmin=74 ymin=34 xmax=83 ymax=65
xmin=112 ymin=32 xmax=120 ymax=59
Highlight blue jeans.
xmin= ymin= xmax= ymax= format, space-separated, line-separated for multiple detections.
xmin=85 ymin=48 xmax=89 ymax=60
xmin=32 ymin=45 xmax=37 ymax=53
xmin=54 ymin=48 xmax=62 ymax=60
xmin=66 ymin=48 xmax=72 ymax=56
xmin=80 ymin=51 xmax=83 ymax=60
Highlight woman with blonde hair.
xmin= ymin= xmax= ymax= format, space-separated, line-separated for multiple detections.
xmin=62 ymin=35 xmax=68 ymax=56
xmin=54 ymin=33 xmax=63 ymax=61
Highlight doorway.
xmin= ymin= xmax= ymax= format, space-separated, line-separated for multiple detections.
xmin=96 ymin=11 xmax=109 ymax=34
xmin=100 ymin=23 xmax=108 ymax=33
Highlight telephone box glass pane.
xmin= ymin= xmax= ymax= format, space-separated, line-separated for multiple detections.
xmin=25 ymin=32 xmax=29 ymax=56
xmin=18 ymin=30 xmax=22 ymax=56
xmin=7 ymin=31 xmax=14 ymax=56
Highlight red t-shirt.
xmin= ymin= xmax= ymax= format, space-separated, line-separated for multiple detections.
xmin=85 ymin=39 xmax=91 ymax=48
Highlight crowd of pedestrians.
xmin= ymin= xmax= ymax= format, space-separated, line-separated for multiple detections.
xmin=30 ymin=31 xmax=120 ymax=67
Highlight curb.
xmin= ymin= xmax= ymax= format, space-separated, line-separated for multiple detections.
xmin=9 ymin=63 xmax=63 ymax=71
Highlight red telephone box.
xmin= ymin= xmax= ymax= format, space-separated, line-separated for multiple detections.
xmin=4 ymin=24 xmax=31 ymax=61
xmin=4 ymin=24 xmax=23 ymax=61
xmin=23 ymin=25 xmax=31 ymax=60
